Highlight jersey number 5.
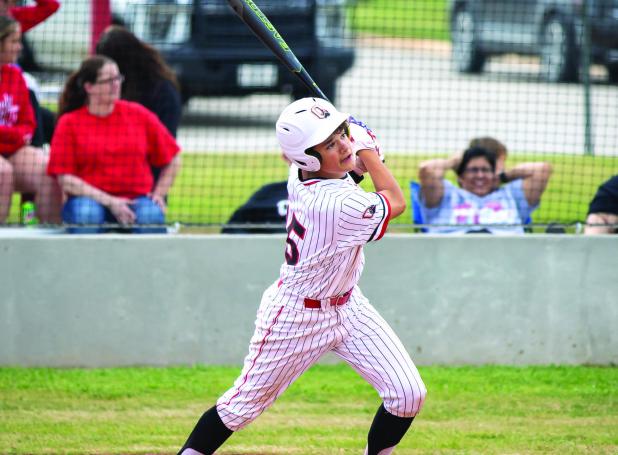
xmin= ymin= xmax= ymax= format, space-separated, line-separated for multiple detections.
xmin=285 ymin=214 xmax=306 ymax=265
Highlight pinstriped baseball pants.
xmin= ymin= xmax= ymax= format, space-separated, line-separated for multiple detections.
xmin=216 ymin=282 xmax=426 ymax=431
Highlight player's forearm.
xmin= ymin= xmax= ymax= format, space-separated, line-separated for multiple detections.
xmin=359 ymin=150 xmax=405 ymax=217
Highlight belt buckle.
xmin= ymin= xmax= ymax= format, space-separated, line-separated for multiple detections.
xmin=330 ymin=290 xmax=350 ymax=306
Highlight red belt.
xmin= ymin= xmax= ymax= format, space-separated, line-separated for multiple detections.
xmin=303 ymin=289 xmax=353 ymax=309
xmin=277 ymin=280 xmax=352 ymax=309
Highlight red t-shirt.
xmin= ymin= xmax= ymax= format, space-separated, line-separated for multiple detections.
xmin=48 ymin=100 xmax=180 ymax=199
xmin=0 ymin=64 xmax=36 ymax=156
xmin=10 ymin=0 xmax=60 ymax=33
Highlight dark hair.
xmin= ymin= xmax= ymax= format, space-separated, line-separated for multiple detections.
xmin=95 ymin=25 xmax=179 ymax=101
xmin=58 ymin=55 xmax=115 ymax=116
xmin=456 ymin=146 xmax=496 ymax=176
xmin=0 ymin=16 xmax=18 ymax=43
xmin=468 ymin=136 xmax=507 ymax=158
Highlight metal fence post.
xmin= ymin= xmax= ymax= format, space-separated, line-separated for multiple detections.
xmin=582 ymin=0 xmax=594 ymax=156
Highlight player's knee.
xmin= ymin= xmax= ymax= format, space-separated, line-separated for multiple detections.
xmin=385 ymin=380 xmax=427 ymax=418
xmin=215 ymin=402 xmax=261 ymax=432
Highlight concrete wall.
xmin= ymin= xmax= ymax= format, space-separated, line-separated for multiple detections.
xmin=0 ymin=235 xmax=616 ymax=367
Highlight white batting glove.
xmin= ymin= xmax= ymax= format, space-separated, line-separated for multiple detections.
xmin=348 ymin=117 xmax=384 ymax=175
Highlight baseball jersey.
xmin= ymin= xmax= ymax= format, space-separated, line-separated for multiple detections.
xmin=278 ymin=165 xmax=391 ymax=300
xmin=420 ymin=179 xmax=536 ymax=234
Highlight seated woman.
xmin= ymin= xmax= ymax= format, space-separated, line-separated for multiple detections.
xmin=0 ymin=16 xmax=61 ymax=224
xmin=418 ymin=146 xmax=552 ymax=234
xmin=95 ymin=25 xmax=181 ymax=138
xmin=47 ymin=55 xmax=181 ymax=234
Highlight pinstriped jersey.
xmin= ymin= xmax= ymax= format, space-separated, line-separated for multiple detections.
xmin=278 ymin=165 xmax=391 ymax=300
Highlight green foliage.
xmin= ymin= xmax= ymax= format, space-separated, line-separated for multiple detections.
xmin=1 ymin=365 xmax=616 ymax=454
xmin=350 ymin=0 xmax=450 ymax=40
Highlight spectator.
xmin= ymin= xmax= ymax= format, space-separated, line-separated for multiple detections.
xmin=418 ymin=145 xmax=552 ymax=234
xmin=584 ymin=175 xmax=618 ymax=234
xmin=221 ymin=181 xmax=288 ymax=234
xmin=1 ymin=0 xmax=60 ymax=151
xmin=95 ymin=25 xmax=181 ymax=137
xmin=47 ymin=55 xmax=181 ymax=234
xmin=0 ymin=16 xmax=61 ymax=223
xmin=95 ymin=25 xmax=182 ymax=189
xmin=468 ymin=136 xmax=508 ymax=187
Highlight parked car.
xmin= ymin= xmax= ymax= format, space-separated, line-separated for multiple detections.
xmin=24 ymin=0 xmax=355 ymax=103
xmin=448 ymin=0 xmax=618 ymax=83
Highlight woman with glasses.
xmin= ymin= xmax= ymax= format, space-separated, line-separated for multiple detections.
xmin=95 ymin=25 xmax=181 ymax=138
xmin=47 ymin=55 xmax=181 ymax=233
xmin=0 ymin=16 xmax=61 ymax=224
xmin=417 ymin=145 xmax=552 ymax=234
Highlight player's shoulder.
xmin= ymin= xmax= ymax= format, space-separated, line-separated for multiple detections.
xmin=293 ymin=175 xmax=358 ymax=207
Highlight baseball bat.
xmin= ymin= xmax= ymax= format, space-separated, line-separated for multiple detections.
xmin=226 ymin=0 xmax=329 ymax=101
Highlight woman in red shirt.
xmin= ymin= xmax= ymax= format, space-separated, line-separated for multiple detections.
xmin=47 ymin=55 xmax=181 ymax=233
xmin=0 ymin=16 xmax=61 ymax=223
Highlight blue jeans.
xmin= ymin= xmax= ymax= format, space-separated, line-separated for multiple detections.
xmin=62 ymin=196 xmax=166 ymax=234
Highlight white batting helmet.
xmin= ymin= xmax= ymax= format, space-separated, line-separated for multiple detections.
xmin=276 ymin=97 xmax=349 ymax=171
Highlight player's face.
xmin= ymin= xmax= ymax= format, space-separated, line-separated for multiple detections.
xmin=312 ymin=124 xmax=354 ymax=178
xmin=458 ymin=157 xmax=495 ymax=196
xmin=0 ymin=27 xmax=22 ymax=65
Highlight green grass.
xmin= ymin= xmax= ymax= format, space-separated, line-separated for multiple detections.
xmin=9 ymin=152 xmax=615 ymax=230
xmin=167 ymin=152 xmax=617 ymax=229
xmin=1 ymin=365 xmax=616 ymax=454
xmin=350 ymin=0 xmax=449 ymax=40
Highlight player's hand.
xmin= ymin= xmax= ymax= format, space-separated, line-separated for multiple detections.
xmin=352 ymin=143 xmax=385 ymax=174
xmin=108 ymin=197 xmax=136 ymax=225
xmin=356 ymin=148 xmax=385 ymax=173
xmin=348 ymin=120 xmax=384 ymax=175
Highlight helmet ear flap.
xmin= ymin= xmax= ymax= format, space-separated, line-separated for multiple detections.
xmin=305 ymin=148 xmax=322 ymax=168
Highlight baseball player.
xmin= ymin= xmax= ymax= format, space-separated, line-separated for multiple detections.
xmin=178 ymin=97 xmax=426 ymax=455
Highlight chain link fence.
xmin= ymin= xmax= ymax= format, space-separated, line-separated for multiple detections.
xmin=3 ymin=0 xmax=617 ymax=232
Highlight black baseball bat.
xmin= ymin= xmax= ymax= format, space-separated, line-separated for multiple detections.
xmin=226 ymin=0 xmax=328 ymax=101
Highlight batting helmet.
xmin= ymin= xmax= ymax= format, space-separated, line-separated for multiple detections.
xmin=276 ymin=97 xmax=349 ymax=171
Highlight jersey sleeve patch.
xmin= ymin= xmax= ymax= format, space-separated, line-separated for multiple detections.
xmin=362 ymin=204 xmax=377 ymax=219
xmin=337 ymin=190 xmax=390 ymax=247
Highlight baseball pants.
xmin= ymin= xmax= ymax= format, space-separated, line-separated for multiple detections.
xmin=216 ymin=282 xmax=427 ymax=431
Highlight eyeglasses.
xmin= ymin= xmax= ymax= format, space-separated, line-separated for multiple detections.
xmin=464 ymin=166 xmax=493 ymax=175
xmin=95 ymin=74 xmax=125 ymax=85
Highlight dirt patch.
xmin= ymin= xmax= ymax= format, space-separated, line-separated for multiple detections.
xmin=356 ymin=33 xmax=451 ymax=55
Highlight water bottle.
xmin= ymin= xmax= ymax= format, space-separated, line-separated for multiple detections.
xmin=21 ymin=201 xmax=39 ymax=226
